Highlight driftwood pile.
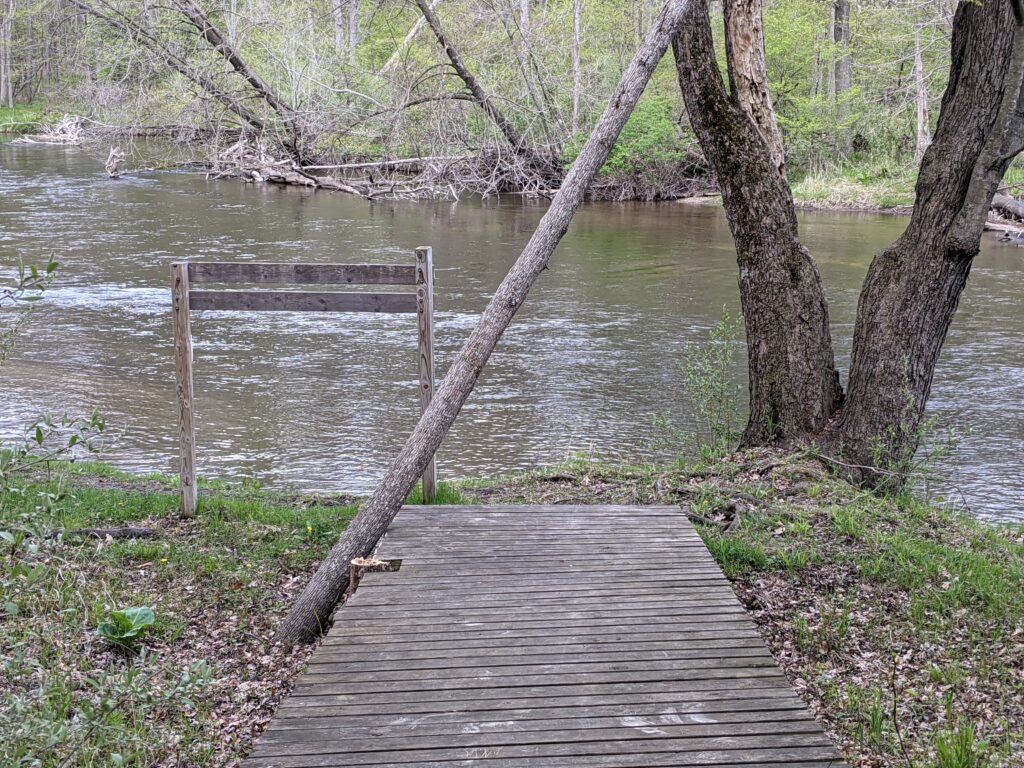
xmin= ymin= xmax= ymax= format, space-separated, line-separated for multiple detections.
xmin=13 ymin=115 xmax=85 ymax=145
xmin=986 ymin=191 xmax=1024 ymax=244
xmin=208 ymin=140 xmax=565 ymax=200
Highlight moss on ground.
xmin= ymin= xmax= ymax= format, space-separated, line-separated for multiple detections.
xmin=3 ymin=455 xmax=1021 ymax=767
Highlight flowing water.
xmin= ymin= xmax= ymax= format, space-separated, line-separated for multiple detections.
xmin=1 ymin=141 xmax=1022 ymax=521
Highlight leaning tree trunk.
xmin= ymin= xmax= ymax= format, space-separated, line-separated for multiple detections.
xmin=170 ymin=0 xmax=304 ymax=158
xmin=67 ymin=0 xmax=267 ymax=134
xmin=673 ymin=0 xmax=842 ymax=445
xmin=835 ymin=0 xmax=1024 ymax=483
xmin=276 ymin=0 xmax=692 ymax=645
xmin=413 ymin=0 xmax=525 ymax=150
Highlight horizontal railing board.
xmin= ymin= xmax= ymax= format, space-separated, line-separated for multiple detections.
xmin=188 ymin=290 xmax=417 ymax=313
xmin=186 ymin=262 xmax=417 ymax=286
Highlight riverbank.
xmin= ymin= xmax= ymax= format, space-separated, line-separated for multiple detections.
xmin=0 ymin=102 xmax=48 ymax=134
xmin=1 ymin=454 xmax=1020 ymax=767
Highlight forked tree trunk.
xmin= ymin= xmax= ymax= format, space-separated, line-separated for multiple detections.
xmin=835 ymin=0 xmax=1024 ymax=481
xmin=723 ymin=0 xmax=786 ymax=175
xmin=276 ymin=0 xmax=692 ymax=645
xmin=673 ymin=0 xmax=842 ymax=445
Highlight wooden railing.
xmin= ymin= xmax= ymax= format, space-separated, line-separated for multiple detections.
xmin=170 ymin=248 xmax=437 ymax=517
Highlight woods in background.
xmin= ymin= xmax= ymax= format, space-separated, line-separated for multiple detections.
xmin=0 ymin=0 xmax=960 ymax=197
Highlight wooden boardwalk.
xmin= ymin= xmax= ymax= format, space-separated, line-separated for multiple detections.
xmin=246 ymin=506 xmax=845 ymax=767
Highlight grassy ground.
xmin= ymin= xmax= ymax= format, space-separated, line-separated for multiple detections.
xmin=791 ymin=157 xmax=1024 ymax=212
xmin=0 ymin=464 xmax=359 ymax=767
xmin=2 ymin=454 xmax=1022 ymax=767
xmin=0 ymin=102 xmax=48 ymax=134
xmin=790 ymin=160 xmax=917 ymax=210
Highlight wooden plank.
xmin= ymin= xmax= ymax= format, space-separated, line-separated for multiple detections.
xmin=415 ymin=246 xmax=438 ymax=502
xmin=187 ymin=262 xmax=417 ymax=285
xmin=170 ymin=263 xmax=197 ymax=519
xmin=319 ymin=629 xmax=765 ymax=654
xmin=188 ymin=290 xmax=417 ymax=313
xmin=244 ymin=506 xmax=844 ymax=767
xmin=310 ymin=645 xmax=773 ymax=669
xmin=280 ymin=676 xmax=794 ymax=710
xmin=246 ymin=735 xmax=839 ymax=767
xmin=274 ymin=688 xmax=803 ymax=722
xmin=254 ymin=718 xmax=826 ymax=753
xmin=269 ymin=693 xmax=807 ymax=726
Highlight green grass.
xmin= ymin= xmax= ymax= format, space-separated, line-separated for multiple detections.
xmin=0 ymin=467 xmax=359 ymax=766
xmin=791 ymin=159 xmax=917 ymax=210
xmin=0 ymin=102 xmax=48 ymax=134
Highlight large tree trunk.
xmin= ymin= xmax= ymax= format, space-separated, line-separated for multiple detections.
xmin=673 ymin=0 xmax=841 ymax=445
xmin=835 ymin=0 xmax=1024 ymax=482
xmin=275 ymin=0 xmax=692 ymax=645
xmin=723 ymin=0 xmax=785 ymax=175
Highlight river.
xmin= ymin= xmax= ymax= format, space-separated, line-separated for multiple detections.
xmin=1 ymin=141 xmax=1021 ymax=521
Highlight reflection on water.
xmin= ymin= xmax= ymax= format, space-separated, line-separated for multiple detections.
xmin=1 ymin=141 xmax=1022 ymax=521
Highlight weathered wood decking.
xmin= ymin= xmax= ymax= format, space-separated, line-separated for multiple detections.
xmin=246 ymin=505 xmax=845 ymax=767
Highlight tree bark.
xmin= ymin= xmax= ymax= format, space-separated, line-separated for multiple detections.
xmin=572 ymin=0 xmax=582 ymax=134
xmin=723 ymin=0 xmax=785 ymax=175
xmin=673 ymin=0 xmax=841 ymax=445
xmin=992 ymin=192 xmax=1024 ymax=219
xmin=835 ymin=0 xmax=1024 ymax=482
xmin=275 ymin=0 xmax=692 ymax=645
xmin=347 ymin=0 xmax=358 ymax=65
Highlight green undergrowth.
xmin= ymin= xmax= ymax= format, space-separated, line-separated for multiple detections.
xmin=0 ymin=464 xmax=361 ymax=767
xmin=791 ymin=159 xmax=917 ymax=210
xmin=0 ymin=102 xmax=48 ymax=134
xmin=4 ymin=456 xmax=1022 ymax=766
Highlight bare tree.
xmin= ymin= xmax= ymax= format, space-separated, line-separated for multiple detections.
xmin=276 ymin=0 xmax=692 ymax=645
xmin=572 ymin=0 xmax=582 ymax=134
xmin=914 ymin=25 xmax=930 ymax=161
xmin=834 ymin=0 xmax=851 ymax=155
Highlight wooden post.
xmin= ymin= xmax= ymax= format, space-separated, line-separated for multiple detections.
xmin=171 ymin=263 xmax=197 ymax=518
xmin=415 ymin=247 xmax=437 ymax=503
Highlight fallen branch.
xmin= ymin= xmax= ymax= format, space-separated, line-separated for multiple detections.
xmin=57 ymin=527 xmax=159 ymax=540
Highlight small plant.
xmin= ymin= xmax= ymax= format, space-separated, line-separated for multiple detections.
xmin=98 ymin=606 xmax=156 ymax=650
xmin=657 ymin=308 xmax=746 ymax=462
xmin=935 ymin=722 xmax=987 ymax=768
xmin=1 ymin=256 xmax=58 ymax=366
